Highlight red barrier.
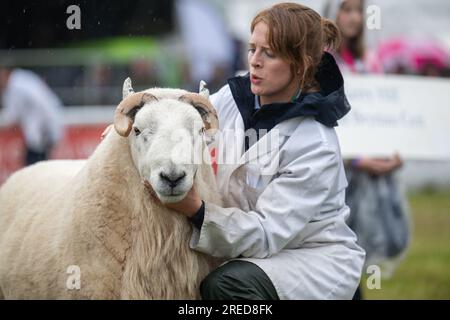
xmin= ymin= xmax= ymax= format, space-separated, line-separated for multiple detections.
xmin=0 ymin=124 xmax=107 ymax=185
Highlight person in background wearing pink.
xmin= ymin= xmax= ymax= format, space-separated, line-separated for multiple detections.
xmin=325 ymin=0 xmax=410 ymax=300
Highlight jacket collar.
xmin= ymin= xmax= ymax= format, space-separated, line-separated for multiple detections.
xmin=227 ymin=51 xmax=351 ymax=133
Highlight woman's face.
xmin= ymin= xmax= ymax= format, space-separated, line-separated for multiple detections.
xmin=248 ymin=22 xmax=299 ymax=105
xmin=336 ymin=0 xmax=364 ymax=39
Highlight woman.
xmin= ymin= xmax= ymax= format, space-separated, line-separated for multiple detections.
xmin=164 ymin=3 xmax=365 ymax=300
xmin=325 ymin=0 xmax=383 ymax=74
xmin=326 ymin=0 xmax=410 ymax=299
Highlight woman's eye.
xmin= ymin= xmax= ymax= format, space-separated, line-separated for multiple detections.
xmin=199 ymin=127 xmax=205 ymax=135
xmin=248 ymin=48 xmax=255 ymax=54
xmin=134 ymin=127 xmax=141 ymax=136
xmin=264 ymin=50 xmax=275 ymax=58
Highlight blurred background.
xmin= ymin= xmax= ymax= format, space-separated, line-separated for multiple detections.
xmin=0 ymin=0 xmax=449 ymax=299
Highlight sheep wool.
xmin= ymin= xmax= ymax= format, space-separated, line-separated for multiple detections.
xmin=0 ymin=83 xmax=223 ymax=299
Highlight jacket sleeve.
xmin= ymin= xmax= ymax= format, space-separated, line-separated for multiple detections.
xmin=190 ymin=140 xmax=341 ymax=259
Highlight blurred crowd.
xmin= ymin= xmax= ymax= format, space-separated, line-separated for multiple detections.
xmin=1 ymin=1 xmax=449 ymax=108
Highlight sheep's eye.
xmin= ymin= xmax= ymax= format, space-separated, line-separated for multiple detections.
xmin=134 ymin=127 xmax=141 ymax=136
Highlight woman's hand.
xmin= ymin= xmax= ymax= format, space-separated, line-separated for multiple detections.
xmin=355 ymin=154 xmax=403 ymax=176
xmin=147 ymin=183 xmax=202 ymax=218
xmin=164 ymin=186 xmax=202 ymax=218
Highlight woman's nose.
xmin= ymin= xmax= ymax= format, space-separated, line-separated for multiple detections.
xmin=249 ymin=52 xmax=262 ymax=68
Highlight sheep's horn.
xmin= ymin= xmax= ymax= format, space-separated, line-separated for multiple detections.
xmin=114 ymin=92 xmax=158 ymax=137
xmin=199 ymin=80 xmax=210 ymax=99
xmin=123 ymin=77 xmax=134 ymax=99
xmin=179 ymin=93 xmax=219 ymax=136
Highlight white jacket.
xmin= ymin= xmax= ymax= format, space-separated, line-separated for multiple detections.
xmin=190 ymin=53 xmax=365 ymax=299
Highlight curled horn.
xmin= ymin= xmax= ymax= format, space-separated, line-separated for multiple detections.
xmin=114 ymin=92 xmax=158 ymax=137
xmin=114 ymin=77 xmax=158 ymax=137
xmin=178 ymin=93 xmax=219 ymax=136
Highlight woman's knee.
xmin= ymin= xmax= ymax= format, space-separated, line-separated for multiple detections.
xmin=200 ymin=260 xmax=279 ymax=300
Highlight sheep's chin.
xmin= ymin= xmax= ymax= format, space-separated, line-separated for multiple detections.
xmin=157 ymin=193 xmax=187 ymax=204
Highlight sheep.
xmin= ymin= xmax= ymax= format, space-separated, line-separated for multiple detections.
xmin=0 ymin=78 xmax=222 ymax=299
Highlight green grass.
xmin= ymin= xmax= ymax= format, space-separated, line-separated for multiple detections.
xmin=362 ymin=188 xmax=450 ymax=299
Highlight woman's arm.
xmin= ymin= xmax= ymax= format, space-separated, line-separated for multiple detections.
xmin=167 ymin=141 xmax=342 ymax=259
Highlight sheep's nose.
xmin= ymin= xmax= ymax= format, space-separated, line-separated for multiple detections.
xmin=159 ymin=171 xmax=186 ymax=188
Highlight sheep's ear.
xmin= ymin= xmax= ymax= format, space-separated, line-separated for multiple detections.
xmin=123 ymin=77 xmax=135 ymax=100
xmin=199 ymin=80 xmax=210 ymax=100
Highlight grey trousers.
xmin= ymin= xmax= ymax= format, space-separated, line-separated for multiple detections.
xmin=200 ymin=260 xmax=279 ymax=300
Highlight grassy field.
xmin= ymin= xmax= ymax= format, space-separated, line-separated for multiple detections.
xmin=362 ymin=188 xmax=450 ymax=299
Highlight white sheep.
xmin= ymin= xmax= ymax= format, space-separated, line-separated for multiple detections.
xmin=0 ymin=78 xmax=222 ymax=299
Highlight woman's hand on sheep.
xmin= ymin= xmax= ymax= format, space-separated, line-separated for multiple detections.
xmin=163 ymin=186 xmax=203 ymax=217
xmin=147 ymin=184 xmax=202 ymax=218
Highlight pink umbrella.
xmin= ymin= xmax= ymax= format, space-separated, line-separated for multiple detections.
xmin=377 ymin=37 xmax=450 ymax=75
xmin=410 ymin=39 xmax=450 ymax=71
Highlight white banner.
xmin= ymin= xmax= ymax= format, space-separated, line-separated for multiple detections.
xmin=336 ymin=74 xmax=450 ymax=160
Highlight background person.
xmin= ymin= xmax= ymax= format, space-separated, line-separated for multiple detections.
xmin=325 ymin=0 xmax=411 ymax=300
xmin=0 ymin=66 xmax=64 ymax=165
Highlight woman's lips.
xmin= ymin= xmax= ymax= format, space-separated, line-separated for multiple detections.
xmin=250 ymin=74 xmax=262 ymax=85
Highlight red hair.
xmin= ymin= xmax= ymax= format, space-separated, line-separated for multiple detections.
xmin=251 ymin=2 xmax=341 ymax=91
